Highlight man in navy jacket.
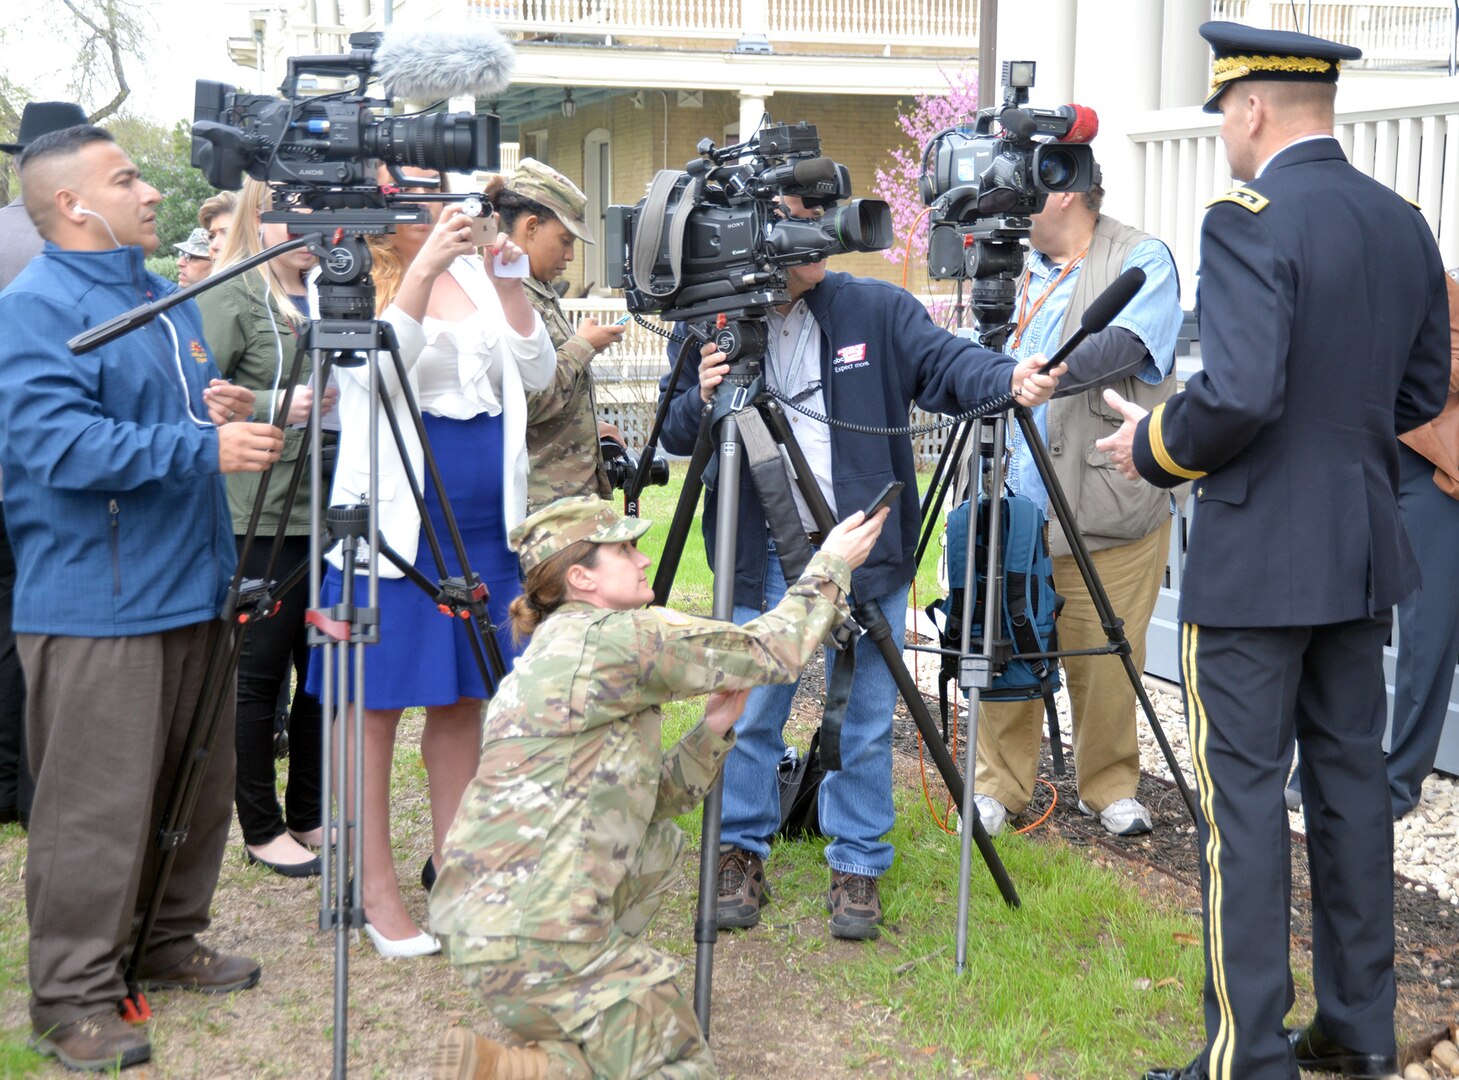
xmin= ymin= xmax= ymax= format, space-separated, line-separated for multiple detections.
xmin=660 ymin=204 xmax=1062 ymax=939
xmin=0 ymin=126 xmax=284 ymax=1072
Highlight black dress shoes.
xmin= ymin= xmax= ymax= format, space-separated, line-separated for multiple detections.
xmin=1143 ymin=1058 xmax=1207 ymax=1080
xmin=1289 ymin=1020 xmax=1397 ymax=1078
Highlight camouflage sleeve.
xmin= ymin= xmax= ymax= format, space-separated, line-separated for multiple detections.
xmin=632 ymin=550 xmax=853 ymax=702
xmin=651 ymin=720 xmax=736 ymax=822
xmin=526 ymin=335 xmax=595 ymax=426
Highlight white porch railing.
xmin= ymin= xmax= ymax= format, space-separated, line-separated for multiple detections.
xmin=1211 ymin=0 xmax=1458 ymax=68
xmin=466 ymin=0 xmax=978 ymax=46
xmin=1130 ymin=80 xmax=1459 ymax=296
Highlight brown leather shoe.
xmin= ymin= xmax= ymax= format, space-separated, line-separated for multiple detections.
xmin=430 ymin=1026 xmax=548 ymax=1080
xmin=716 ymin=846 xmax=770 ymax=929
xmin=33 ymin=1010 xmax=151 ymax=1071
xmin=827 ymin=869 xmax=882 ymax=940
xmin=137 ymin=944 xmax=261 ymax=994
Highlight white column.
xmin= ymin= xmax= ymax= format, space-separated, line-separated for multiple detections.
xmin=1072 ymin=0 xmax=1164 ymax=225
xmin=995 ymin=0 xmax=1077 ymax=106
xmin=739 ymin=91 xmax=772 ymax=141
xmin=1161 ymin=0 xmax=1210 ymax=109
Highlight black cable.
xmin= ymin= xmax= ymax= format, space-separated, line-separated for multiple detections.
xmin=767 ymin=385 xmax=1016 ymax=436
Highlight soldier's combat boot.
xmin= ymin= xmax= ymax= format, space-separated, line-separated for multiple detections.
xmin=431 ymin=1027 xmax=549 ymax=1080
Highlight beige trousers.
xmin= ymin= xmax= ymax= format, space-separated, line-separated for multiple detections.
xmin=975 ymin=519 xmax=1170 ymax=814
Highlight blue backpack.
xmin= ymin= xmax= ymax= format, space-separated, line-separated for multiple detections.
xmin=930 ymin=493 xmax=1067 ymax=771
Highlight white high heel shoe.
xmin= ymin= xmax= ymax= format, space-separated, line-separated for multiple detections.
xmin=362 ymin=922 xmax=440 ymax=959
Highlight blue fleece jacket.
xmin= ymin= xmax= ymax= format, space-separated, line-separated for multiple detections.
xmin=660 ymin=270 xmax=1017 ymax=608
xmin=0 ymin=243 xmax=232 ymax=636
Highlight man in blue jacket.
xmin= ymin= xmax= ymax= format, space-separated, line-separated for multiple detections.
xmin=0 ymin=125 xmax=284 ymax=1072
xmin=660 ymin=197 xmax=1062 ymax=939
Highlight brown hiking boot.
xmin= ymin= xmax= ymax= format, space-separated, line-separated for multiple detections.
xmin=136 ymin=943 xmax=261 ymax=994
xmin=827 ymin=869 xmax=883 ymax=940
xmin=33 ymin=1010 xmax=151 ymax=1071
xmin=716 ymin=846 xmax=769 ymax=930
xmin=430 ymin=1026 xmax=549 ymax=1080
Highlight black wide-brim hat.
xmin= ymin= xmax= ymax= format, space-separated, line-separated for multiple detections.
xmin=1199 ymin=21 xmax=1362 ymax=114
xmin=1 ymin=101 xmax=89 ymax=154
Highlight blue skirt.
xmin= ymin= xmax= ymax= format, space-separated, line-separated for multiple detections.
xmin=306 ymin=411 xmax=521 ymax=710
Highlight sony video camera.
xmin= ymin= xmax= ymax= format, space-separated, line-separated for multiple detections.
xmin=920 ymin=62 xmax=1098 ymax=281
xmin=603 ymin=121 xmax=892 ymax=323
xmin=190 ymin=31 xmax=500 ymax=217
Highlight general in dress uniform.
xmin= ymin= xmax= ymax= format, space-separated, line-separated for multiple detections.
xmin=1102 ymin=22 xmax=1452 ymax=1080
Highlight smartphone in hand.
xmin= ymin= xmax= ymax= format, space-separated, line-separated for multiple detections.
xmin=861 ymin=480 xmax=904 ymax=519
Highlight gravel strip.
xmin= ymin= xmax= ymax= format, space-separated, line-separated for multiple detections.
xmin=899 ymin=609 xmax=1459 ymax=905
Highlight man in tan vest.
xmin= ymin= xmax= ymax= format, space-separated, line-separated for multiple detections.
xmin=974 ymin=177 xmax=1183 ymax=837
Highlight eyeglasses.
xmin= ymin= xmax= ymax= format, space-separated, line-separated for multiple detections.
xmin=178 ymin=253 xmax=211 ymax=263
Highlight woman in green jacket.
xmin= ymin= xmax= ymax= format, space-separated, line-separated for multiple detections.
xmin=197 ymin=179 xmax=333 ymax=877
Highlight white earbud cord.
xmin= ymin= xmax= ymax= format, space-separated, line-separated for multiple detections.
xmin=158 ymin=313 xmax=215 ymax=428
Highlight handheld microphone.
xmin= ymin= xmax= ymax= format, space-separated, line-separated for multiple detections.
xmin=1037 ymin=266 xmax=1146 ymax=374
xmin=372 ymin=25 xmax=516 ymax=100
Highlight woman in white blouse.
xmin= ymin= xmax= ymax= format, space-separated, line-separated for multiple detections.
xmin=307 ymin=166 xmax=556 ymax=956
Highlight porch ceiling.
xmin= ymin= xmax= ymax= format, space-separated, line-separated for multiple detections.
xmin=485 ymin=41 xmax=971 ymax=129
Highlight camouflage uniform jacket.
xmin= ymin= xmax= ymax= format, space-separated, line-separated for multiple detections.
xmin=524 ymin=275 xmax=613 ymax=509
xmin=430 ymin=550 xmax=853 ymax=964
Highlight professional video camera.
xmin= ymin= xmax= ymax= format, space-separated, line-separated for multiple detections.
xmin=919 ymin=62 xmax=1098 ymax=283
xmin=603 ymin=121 xmax=893 ymax=324
xmin=190 ymin=29 xmax=505 ymax=223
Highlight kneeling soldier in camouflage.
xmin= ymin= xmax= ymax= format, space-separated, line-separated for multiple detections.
xmin=428 ymin=495 xmax=886 ymax=1079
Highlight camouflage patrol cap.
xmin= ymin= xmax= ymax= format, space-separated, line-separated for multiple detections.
xmin=510 ymin=496 xmax=651 ymax=573
xmin=510 ymin=157 xmax=595 ymax=244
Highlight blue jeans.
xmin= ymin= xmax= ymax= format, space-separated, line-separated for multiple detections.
xmin=721 ymin=549 xmax=907 ymax=877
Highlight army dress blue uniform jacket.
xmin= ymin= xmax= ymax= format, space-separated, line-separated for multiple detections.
xmin=1132 ymin=139 xmax=1450 ymax=627
xmin=660 ymin=270 xmax=1017 ymax=609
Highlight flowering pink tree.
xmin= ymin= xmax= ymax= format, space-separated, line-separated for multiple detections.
xmin=873 ymin=71 xmax=981 ymax=265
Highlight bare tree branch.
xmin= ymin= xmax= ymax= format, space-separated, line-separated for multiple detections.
xmin=60 ymin=0 xmax=134 ymax=122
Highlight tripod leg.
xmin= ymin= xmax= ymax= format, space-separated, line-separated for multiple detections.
xmin=691 ymin=412 xmax=742 ymax=1037
xmin=759 ymin=402 xmax=1020 ymax=909
xmin=915 ymin=420 xmax=973 ymax=568
xmin=1014 ymin=407 xmax=1198 ymax=824
xmin=652 ymin=405 xmax=713 ymax=606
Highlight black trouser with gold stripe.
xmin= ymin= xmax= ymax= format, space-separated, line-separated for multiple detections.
xmin=1180 ymin=618 xmax=1396 ymax=1080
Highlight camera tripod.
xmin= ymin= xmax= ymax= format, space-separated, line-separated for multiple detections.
xmin=627 ymin=306 xmax=1024 ymax=1037
xmin=70 ymin=222 xmax=509 ymax=1079
xmin=906 ymin=244 xmax=1198 ymax=971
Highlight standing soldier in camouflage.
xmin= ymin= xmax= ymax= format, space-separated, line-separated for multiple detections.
xmin=428 ymin=495 xmax=887 ymax=1080
xmin=487 ymin=161 xmax=628 ymax=511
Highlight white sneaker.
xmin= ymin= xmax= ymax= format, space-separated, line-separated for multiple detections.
xmin=971 ymin=793 xmax=1008 ymax=837
xmin=1078 ymin=797 xmax=1152 ymax=836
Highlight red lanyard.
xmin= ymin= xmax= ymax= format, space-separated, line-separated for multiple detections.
xmin=1009 ymin=247 xmax=1088 ymax=352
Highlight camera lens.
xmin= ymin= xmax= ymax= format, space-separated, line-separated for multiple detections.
xmin=365 ymin=114 xmax=491 ymax=173
xmin=1038 ymin=148 xmax=1078 ymax=190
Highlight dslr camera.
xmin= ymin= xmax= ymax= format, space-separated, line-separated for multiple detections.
xmin=603 ymin=121 xmax=892 ymax=323
xmin=920 ymin=62 xmax=1098 ymax=281
xmin=600 ymin=437 xmax=670 ymax=491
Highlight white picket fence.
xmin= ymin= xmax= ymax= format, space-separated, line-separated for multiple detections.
xmin=465 ymin=0 xmax=979 ymax=45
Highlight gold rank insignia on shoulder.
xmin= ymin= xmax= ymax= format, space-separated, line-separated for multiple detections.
xmin=1401 ymin=193 xmax=1423 ymax=211
xmin=1206 ymin=186 xmax=1270 ymax=213
xmin=652 ymin=607 xmax=693 ymax=627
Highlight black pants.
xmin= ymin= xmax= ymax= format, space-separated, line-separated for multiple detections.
xmin=1181 ymin=618 xmax=1395 ymax=1080
xmin=233 ymin=535 xmax=321 ymax=845
xmin=0 ymin=503 xmax=32 ymax=822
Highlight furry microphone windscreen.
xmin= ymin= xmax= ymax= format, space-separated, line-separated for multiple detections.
xmin=372 ymin=26 xmax=517 ymax=100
